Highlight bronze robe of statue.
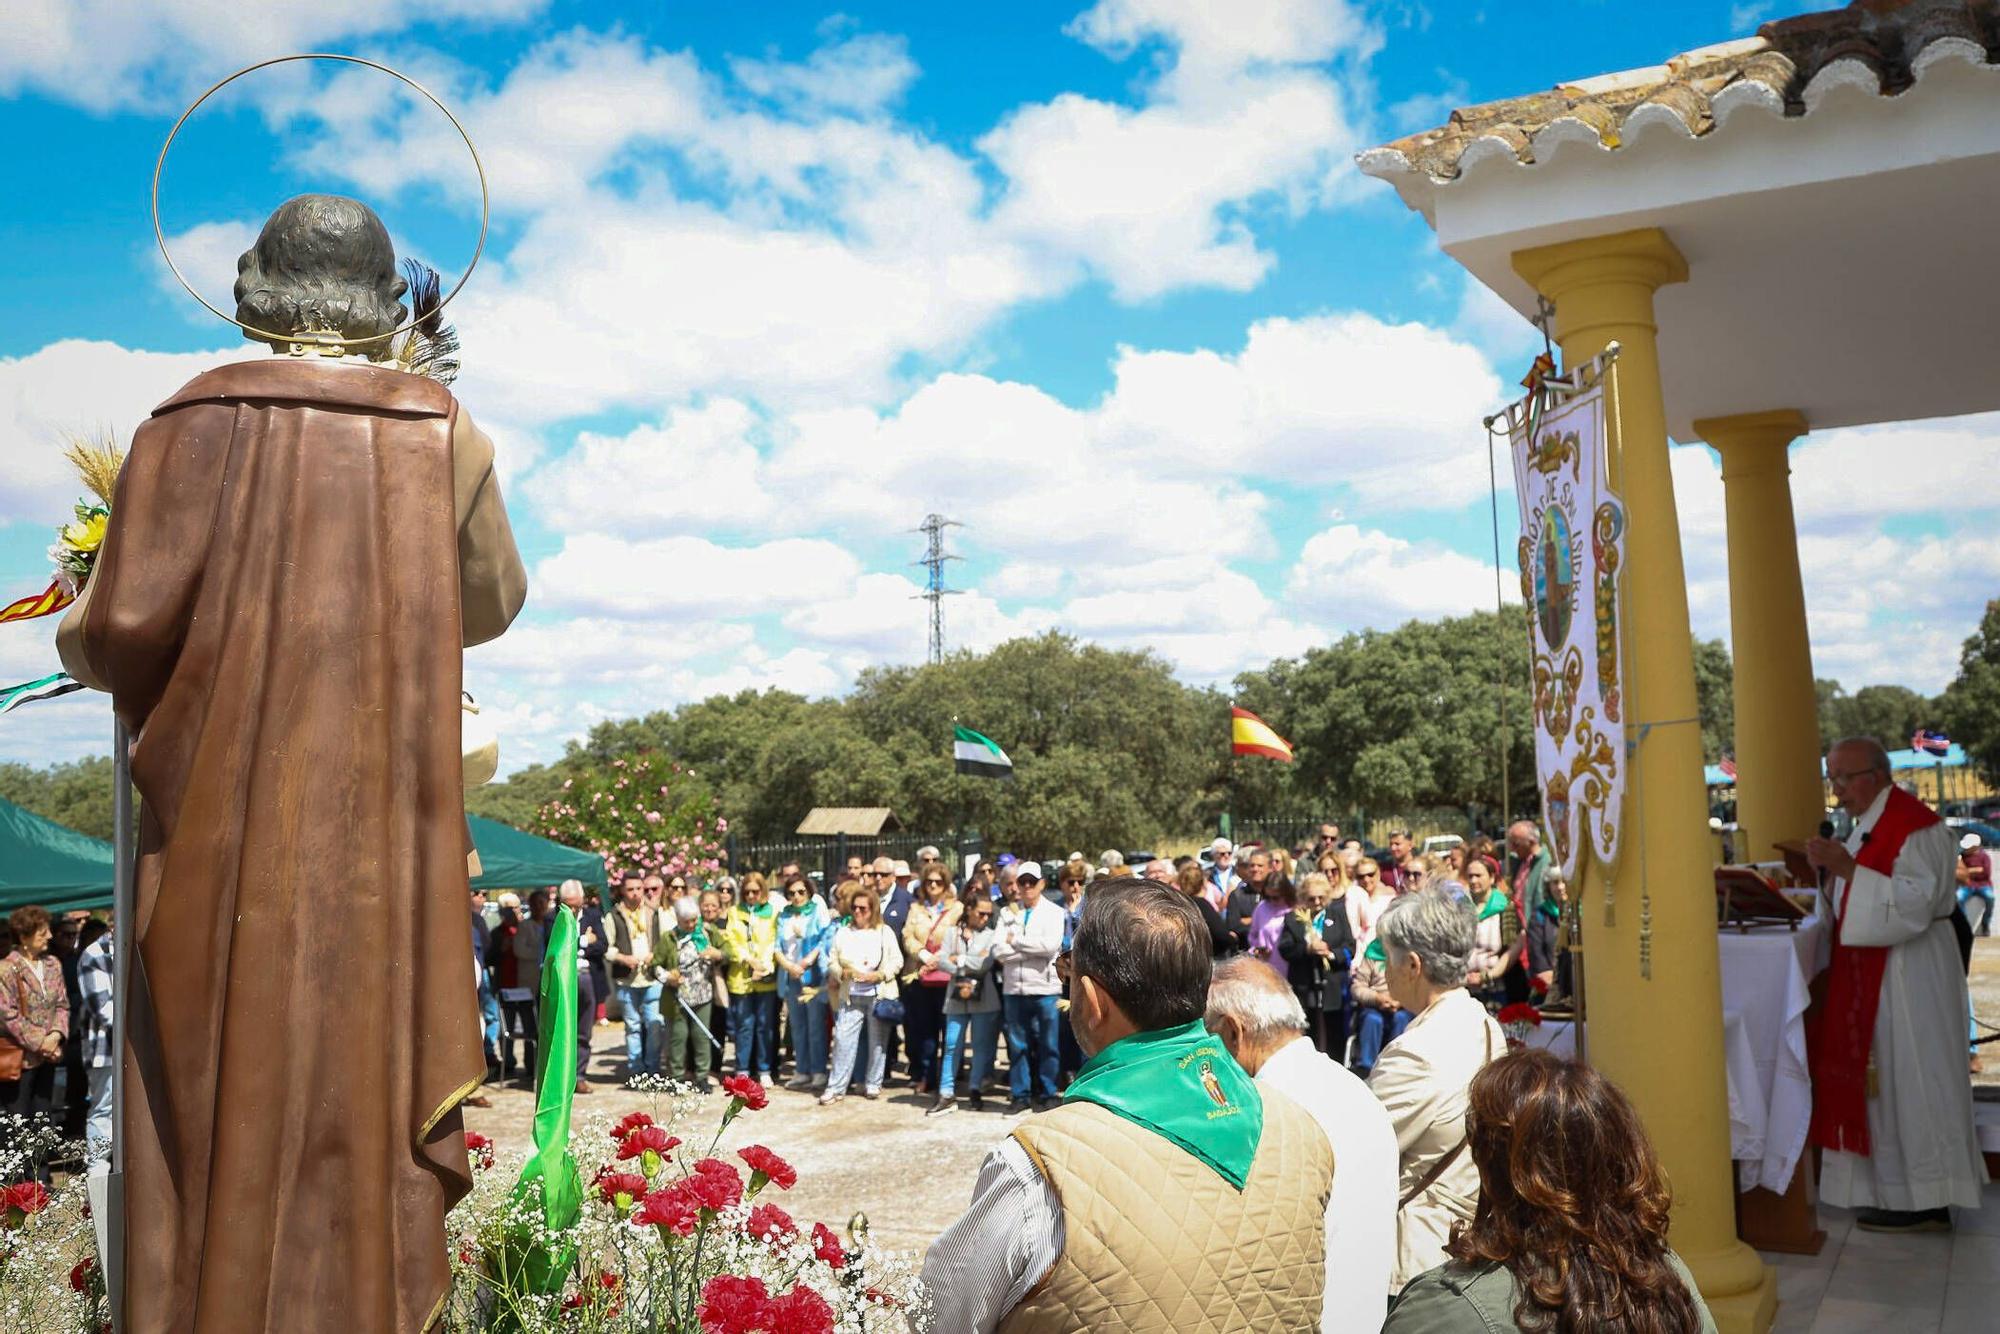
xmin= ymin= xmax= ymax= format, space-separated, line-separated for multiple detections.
xmin=57 ymin=357 xmax=527 ymax=1333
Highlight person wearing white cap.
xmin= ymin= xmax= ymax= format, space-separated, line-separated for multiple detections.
xmin=1205 ymin=838 xmax=1240 ymax=913
xmin=993 ymin=861 xmax=1065 ymax=1112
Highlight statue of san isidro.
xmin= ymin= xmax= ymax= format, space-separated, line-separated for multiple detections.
xmin=59 ymin=194 xmax=526 ymax=1333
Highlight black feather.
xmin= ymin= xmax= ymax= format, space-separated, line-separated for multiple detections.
xmin=396 ymin=259 xmax=461 ymax=385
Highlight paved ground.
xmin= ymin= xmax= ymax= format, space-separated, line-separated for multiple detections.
xmin=462 ymin=1022 xmax=1001 ymax=1257
xmin=1765 ymin=1182 xmax=1999 ymax=1333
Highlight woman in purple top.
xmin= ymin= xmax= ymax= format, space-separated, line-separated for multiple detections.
xmin=1247 ymin=871 xmax=1297 ymax=982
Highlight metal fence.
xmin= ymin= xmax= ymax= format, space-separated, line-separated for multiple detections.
xmin=1230 ymin=809 xmax=1490 ymax=856
xmin=725 ymin=830 xmax=985 ymax=884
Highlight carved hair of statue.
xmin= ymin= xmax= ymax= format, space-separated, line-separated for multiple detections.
xmin=232 ymin=194 xmax=409 ymax=356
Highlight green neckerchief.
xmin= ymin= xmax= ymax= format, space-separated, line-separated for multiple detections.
xmin=1364 ymin=937 xmax=1386 ymax=964
xmin=1537 ymin=895 xmax=1564 ymax=921
xmin=1477 ymin=887 xmax=1511 ymax=922
xmin=746 ymin=900 xmax=776 ymax=921
xmin=1060 ymin=1019 xmax=1263 ymax=1190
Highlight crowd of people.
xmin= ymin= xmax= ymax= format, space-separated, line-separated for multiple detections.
xmin=463 ymin=819 xmax=1573 ymax=1118
xmin=0 ymin=904 xmax=115 ymax=1168
xmin=918 ymin=876 xmax=1714 ymax=1333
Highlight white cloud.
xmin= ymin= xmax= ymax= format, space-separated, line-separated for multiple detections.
xmin=523 ymin=400 xmax=772 ymax=536
xmin=1066 ymin=0 xmax=1378 ymax=90
xmin=467 ymin=615 xmax=755 ymax=685
xmin=1093 ymin=312 xmax=1508 ymax=504
xmin=0 ymin=0 xmax=548 ymax=112
xmin=731 ymin=32 xmax=918 ymax=115
xmin=1287 ymin=524 xmax=1506 ymax=627
xmin=534 ymin=534 xmax=863 ymax=619
xmin=782 ymin=571 xmax=1056 ymax=663
xmin=1669 ymin=435 xmax=2000 ymax=693
xmin=152 ymin=220 xmax=260 ymax=317
xmin=0 ymin=339 xmax=237 ymax=526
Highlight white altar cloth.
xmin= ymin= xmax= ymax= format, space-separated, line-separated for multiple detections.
xmin=1530 ymin=912 xmax=1827 ymax=1193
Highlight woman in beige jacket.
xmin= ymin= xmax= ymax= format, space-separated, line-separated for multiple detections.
xmin=1366 ymin=886 xmax=1505 ymax=1294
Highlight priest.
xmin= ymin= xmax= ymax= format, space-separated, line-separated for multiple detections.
xmin=1804 ymin=737 xmax=1987 ymax=1233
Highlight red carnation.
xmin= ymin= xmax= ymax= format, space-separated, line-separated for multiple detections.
xmin=463 ymin=1132 xmax=495 ymax=1171
xmin=766 ymin=1283 xmax=836 ymax=1334
xmin=811 ymin=1220 xmax=846 ymax=1269
xmin=720 ymin=1072 xmax=768 ymax=1111
xmin=616 ymin=1125 xmax=681 ymax=1177
xmin=70 ymin=1257 xmax=97 ymax=1293
xmin=744 ymin=1201 xmax=796 ymax=1242
xmin=696 ymin=1274 xmax=772 ymax=1333
xmin=595 ymin=1171 xmax=650 ymax=1215
xmin=687 ymin=1158 xmax=744 ymax=1212
xmin=738 ymin=1144 xmax=796 ymax=1191
xmin=2 ymin=1180 xmax=51 ymax=1228
xmin=634 ymin=1182 xmax=701 ymax=1237
xmin=611 ymin=1111 xmax=657 ymax=1142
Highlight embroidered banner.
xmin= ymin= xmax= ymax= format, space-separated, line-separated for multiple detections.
xmin=1510 ymin=375 xmax=1625 ymax=880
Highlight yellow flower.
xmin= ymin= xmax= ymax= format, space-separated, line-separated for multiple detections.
xmin=61 ymin=511 xmax=107 ymax=554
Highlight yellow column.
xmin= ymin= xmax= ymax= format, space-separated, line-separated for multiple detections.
xmin=1513 ymin=228 xmax=1775 ymax=1334
xmin=1694 ymin=410 xmax=1824 ymax=861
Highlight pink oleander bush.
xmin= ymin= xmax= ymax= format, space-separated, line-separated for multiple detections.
xmin=442 ymin=1077 xmax=930 ymax=1333
xmin=536 ymin=752 xmax=731 ymax=884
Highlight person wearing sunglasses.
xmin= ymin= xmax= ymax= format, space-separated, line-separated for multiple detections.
xmin=776 ymin=876 xmax=833 ymax=1092
xmin=901 ymin=869 xmax=963 ymax=1096
xmin=824 ymin=889 xmax=903 ymax=1102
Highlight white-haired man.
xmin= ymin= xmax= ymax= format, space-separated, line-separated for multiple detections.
xmin=1205 ymin=837 xmax=1240 ymax=912
xmin=1207 ymin=957 xmax=1397 ymax=1331
xmin=1805 ymin=737 xmax=1986 ymax=1231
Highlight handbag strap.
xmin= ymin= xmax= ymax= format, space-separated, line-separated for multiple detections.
xmin=1399 ymin=1019 xmax=1496 ymax=1210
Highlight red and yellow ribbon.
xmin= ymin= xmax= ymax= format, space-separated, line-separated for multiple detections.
xmin=0 ymin=581 xmax=74 ymax=626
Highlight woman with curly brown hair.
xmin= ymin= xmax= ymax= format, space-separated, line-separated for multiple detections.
xmin=1384 ymin=1048 xmax=1714 ymax=1333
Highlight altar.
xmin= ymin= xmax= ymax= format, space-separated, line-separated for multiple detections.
xmin=1534 ymin=913 xmax=1827 ymax=1200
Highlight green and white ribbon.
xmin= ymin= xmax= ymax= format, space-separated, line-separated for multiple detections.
xmin=0 ymin=671 xmax=85 ymax=715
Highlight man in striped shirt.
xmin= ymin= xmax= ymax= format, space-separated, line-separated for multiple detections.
xmin=77 ymin=926 xmax=114 ymax=1175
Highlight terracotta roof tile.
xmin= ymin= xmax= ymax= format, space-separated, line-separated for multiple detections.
xmin=1359 ymin=0 xmax=2000 ymax=185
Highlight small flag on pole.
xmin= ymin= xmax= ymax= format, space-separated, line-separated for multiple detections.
xmin=1231 ymin=707 xmax=1293 ymax=763
xmin=0 ymin=671 xmax=85 ymax=715
xmin=954 ymin=725 xmax=1015 ymax=780
xmin=1911 ymin=728 xmax=1951 ymax=757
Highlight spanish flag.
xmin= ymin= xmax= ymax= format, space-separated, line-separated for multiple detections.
xmin=1230 ymin=706 xmax=1293 ymax=763
xmin=0 ymin=580 xmax=73 ymax=626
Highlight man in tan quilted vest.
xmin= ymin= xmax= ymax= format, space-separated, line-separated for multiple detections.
xmin=921 ymin=878 xmax=1334 ymax=1332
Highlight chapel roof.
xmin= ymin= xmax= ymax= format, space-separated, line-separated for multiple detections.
xmin=1357 ymin=0 xmax=2000 ymax=187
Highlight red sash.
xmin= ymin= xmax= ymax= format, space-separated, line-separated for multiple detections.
xmin=1808 ymin=786 xmax=1941 ymax=1156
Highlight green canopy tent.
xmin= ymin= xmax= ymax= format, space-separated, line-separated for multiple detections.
xmin=0 ymin=794 xmax=115 ymax=914
xmin=468 ymin=815 xmax=606 ymax=892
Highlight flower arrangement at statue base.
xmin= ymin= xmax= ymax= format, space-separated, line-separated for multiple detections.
xmin=444 ymin=1075 xmax=930 ymax=1333
xmin=1496 ymin=1002 xmax=1544 ymax=1049
xmin=0 ymin=1119 xmax=110 ymax=1334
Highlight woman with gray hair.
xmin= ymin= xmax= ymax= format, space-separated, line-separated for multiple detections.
xmin=1367 ymin=886 xmax=1505 ymax=1294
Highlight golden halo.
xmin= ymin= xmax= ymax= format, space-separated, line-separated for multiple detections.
xmin=151 ymin=53 xmax=489 ymax=348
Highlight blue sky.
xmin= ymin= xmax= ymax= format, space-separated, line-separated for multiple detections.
xmin=3 ymin=0 xmax=1991 ymax=772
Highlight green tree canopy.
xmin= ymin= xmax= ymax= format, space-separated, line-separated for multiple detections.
xmin=1941 ymin=598 xmax=2000 ymax=786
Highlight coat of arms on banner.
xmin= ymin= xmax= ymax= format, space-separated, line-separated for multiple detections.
xmin=1510 ymin=373 xmax=1625 ymax=880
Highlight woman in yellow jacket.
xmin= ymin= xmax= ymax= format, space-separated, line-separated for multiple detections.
xmin=722 ymin=872 xmax=781 ymax=1086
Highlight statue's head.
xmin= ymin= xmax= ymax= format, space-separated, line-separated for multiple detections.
xmin=233 ymin=194 xmax=408 ymax=357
